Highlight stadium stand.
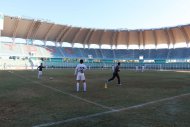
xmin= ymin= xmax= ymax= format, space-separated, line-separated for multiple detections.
xmin=60 ymin=47 xmax=83 ymax=58
xmin=44 ymin=46 xmax=63 ymax=58
xmin=95 ymin=49 xmax=104 ymax=58
xmin=1 ymin=15 xmax=190 ymax=70
xmin=1 ymin=42 xmax=190 ymax=70
xmin=2 ymin=43 xmax=190 ymax=60
xmin=0 ymin=43 xmax=23 ymax=56
xmin=101 ymin=49 xmax=114 ymax=59
xmin=156 ymin=49 xmax=168 ymax=59
xmin=81 ymin=48 xmax=97 ymax=58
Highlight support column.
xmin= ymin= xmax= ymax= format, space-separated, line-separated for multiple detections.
xmin=11 ymin=37 xmax=15 ymax=43
xmin=55 ymin=42 xmax=60 ymax=47
xmin=44 ymin=41 xmax=46 ymax=46
xmin=26 ymin=39 xmax=33 ymax=45
xmin=71 ymin=43 xmax=74 ymax=48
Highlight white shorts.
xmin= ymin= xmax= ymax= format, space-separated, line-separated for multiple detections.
xmin=76 ymin=73 xmax=85 ymax=81
xmin=38 ymin=71 xmax=42 ymax=75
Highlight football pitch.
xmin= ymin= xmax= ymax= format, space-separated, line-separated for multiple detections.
xmin=0 ymin=69 xmax=190 ymax=127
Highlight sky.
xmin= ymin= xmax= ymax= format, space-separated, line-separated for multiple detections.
xmin=1 ymin=0 xmax=190 ymax=30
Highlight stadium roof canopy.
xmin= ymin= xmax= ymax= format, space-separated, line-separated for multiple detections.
xmin=1 ymin=15 xmax=190 ymax=48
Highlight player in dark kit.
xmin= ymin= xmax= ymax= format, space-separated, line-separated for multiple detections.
xmin=105 ymin=62 xmax=121 ymax=88
xmin=37 ymin=63 xmax=45 ymax=79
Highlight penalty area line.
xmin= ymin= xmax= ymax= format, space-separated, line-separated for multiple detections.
xmin=33 ymin=92 xmax=190 ymax=127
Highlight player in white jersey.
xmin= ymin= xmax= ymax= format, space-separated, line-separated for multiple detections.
xmin=74 ymin=59 xmax=87 ymax=92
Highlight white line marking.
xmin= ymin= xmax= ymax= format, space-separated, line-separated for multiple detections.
xmin=9 ymin=72 xmax=114 ymax=110
xmin=33 ymin=92 xmax=190 ymax=127
xmin=33 ymin=81 xmax=113 ymax=110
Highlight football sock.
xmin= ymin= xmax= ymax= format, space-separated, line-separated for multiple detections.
xmin=77 ymin=83 xmax=79 ymax=92
xmin=83 ymin=82 xmax=86 ymax=91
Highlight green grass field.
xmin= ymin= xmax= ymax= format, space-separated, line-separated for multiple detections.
xmin=0 ymin=69 xmax=190 ymax=127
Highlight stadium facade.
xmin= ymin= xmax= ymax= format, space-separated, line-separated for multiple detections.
xmin=1 ymin=15 xmax=190 ymax=70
